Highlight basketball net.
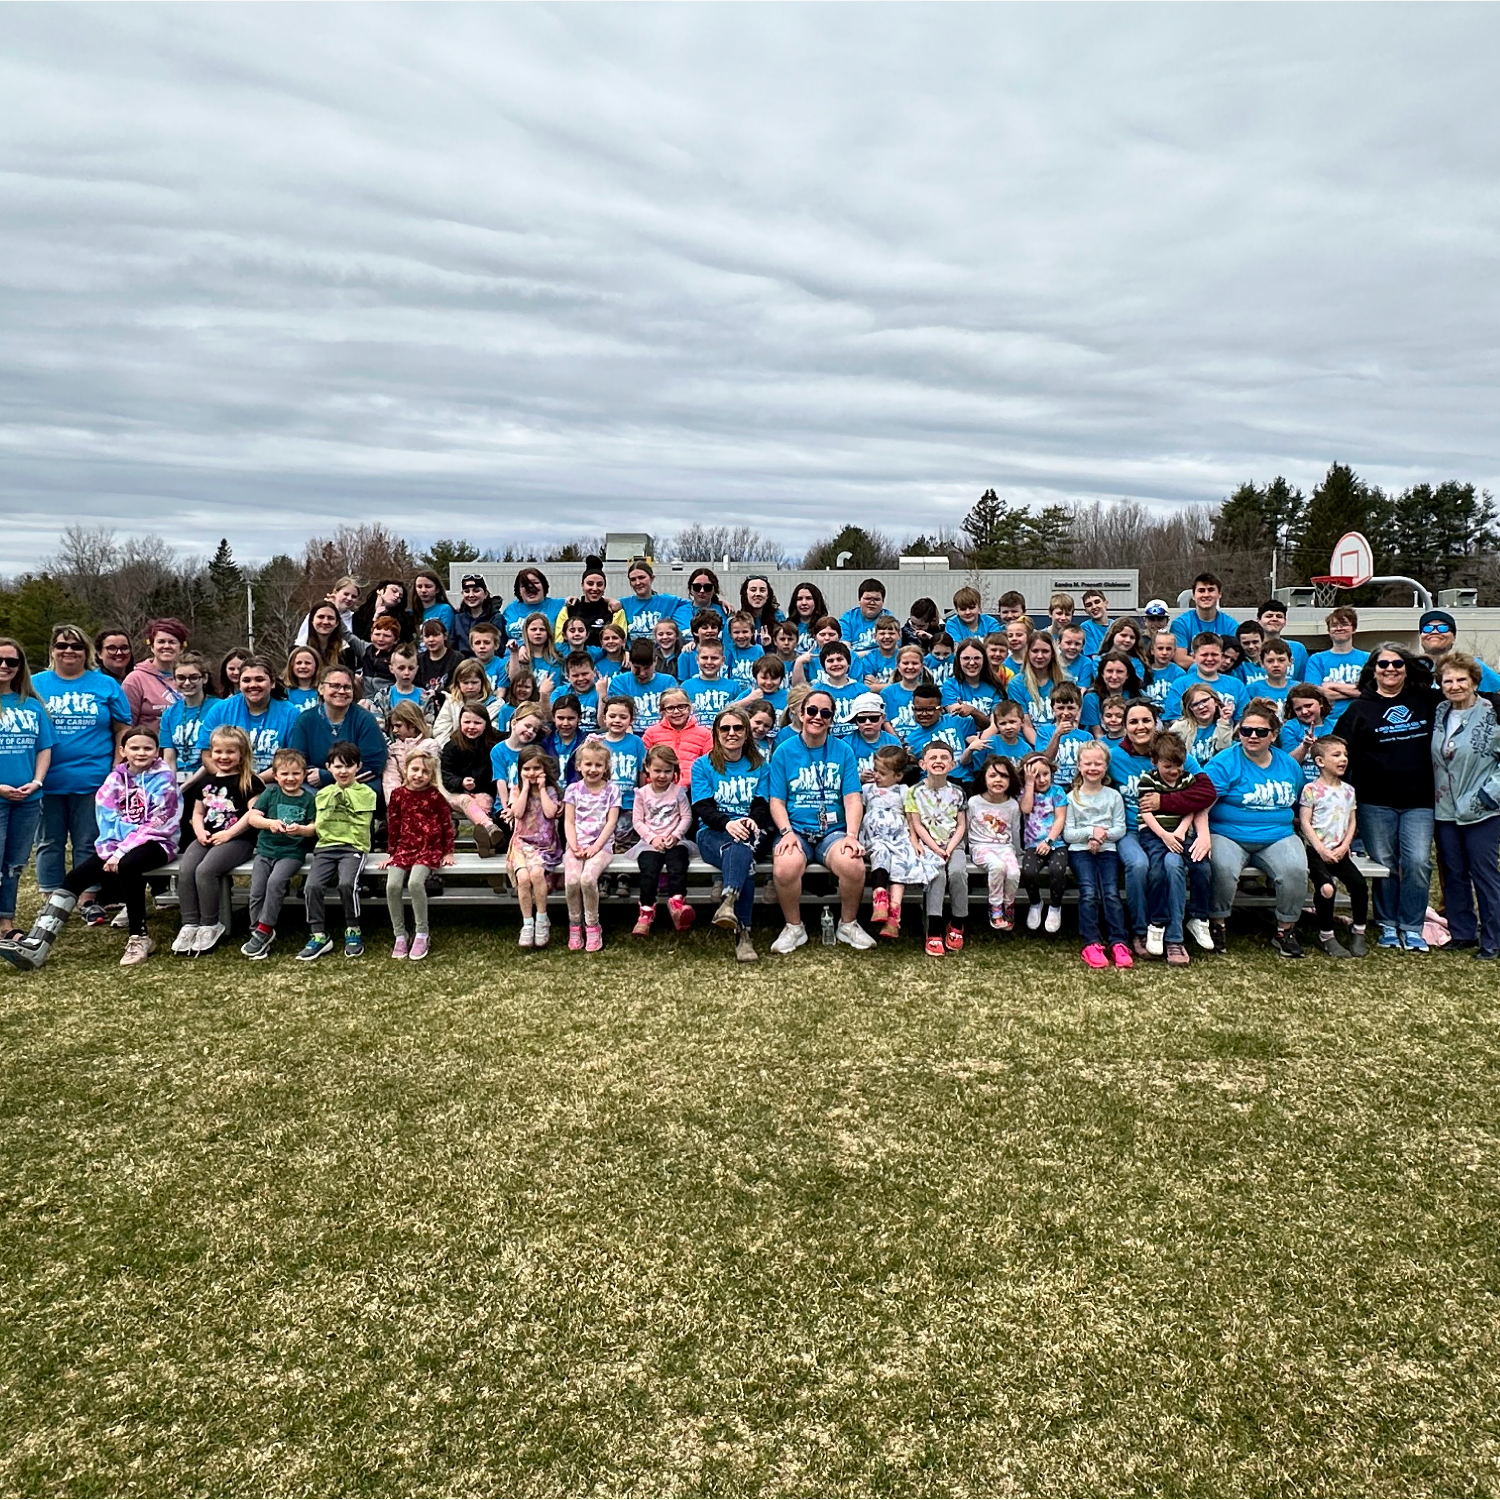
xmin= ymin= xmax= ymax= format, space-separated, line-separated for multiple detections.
xmin=1310 ymin=575 xmax=1353 ymax=608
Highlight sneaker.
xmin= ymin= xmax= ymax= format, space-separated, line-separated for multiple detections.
xmin=1145 ymin=924 xmax=1166 ymax=957
xmin=171 ymin=924 xmax=200 ymax=955
xmin=1209 ymin=920 xmax=1228 ymax=955
xmin=871 ymin=889 xmax=891 ymax=924
xmin=925 ymin=935 xmax=946 ymax=957
xmin=1318 ymin=934 xmax=1351 ymax=959
xmin=878 ymin=916 xmax=902 ymax=940
xmin=712 ymin=890 xmax=738 ymax=930
xmin=585 ymin=923 xmax=603 ymax=953
xmin=632 ymin=905 xmax=655 ymax=937
xmin=240 ymin=927 xmax=274 ymax=960
xmin=569 ymin=923 xmax=584 ymax=951
xmin=1348 ymin=929 xmax=1367 ymax=957
xmin=1402 ymin=931 xmax=1429 ymax=954
xmin=533 ymin=913 xmax=551 ymax=948
xmin=192 ymin=922 xmax=225 ymax=955
xmin=1132 ymin=933 xmax=1149 ymax=959
xmin=297 ymin=933 xmax=333 ymax=962
xmin=110 ymin=907 xmax=129 ymax=930
xmin=1477 ymin=948 xmax=1499 ymax=961
xmin=668 ymin=895 xmax=696 ymax=932
xmin=344 ymin=931 xmax=364 ymax=958
xmin=1185 ymin=917 xmax=1214 ymax=951
xmin=1378 ymin=924 xmax=1401 ymax=949
xmin=391 ymin=934 xmax=409 ymax=960
xmin=989 ymin=904 xmax=1004 ymax=930
xmin=1270 ymin=928 xmax=1303 ymax=960
xmin=1080 ymin=942 xmax=1108 ymax=969
xmin=409 ymin=933 xmax=429 ymax=961
xmin=1112 ymin=942 xmax=1135 ymax=968
xmin=770 ymin=922 xmax=807 ymax=955
xmin=1026 ymin=902 xmax=1044 ymax=932
xmin=735 ymin=925 xmax=758 ymax=962
xmin=119 ymin=934 xmax=154 ymax=966
xmin=80 ymin=902 xmax=109 ymax=927
xmin=1165 ymin=941 xmax=1190 ymax=966
xmin=1044 ymin=905 xmax=1063 ymax=935
xmin=837 ymin=920 xmax=876 ymax=951
xmin=518 ymin=919 xmax=535 ymax=949
xmin=945 ymin=925 xmax=964 ymax=952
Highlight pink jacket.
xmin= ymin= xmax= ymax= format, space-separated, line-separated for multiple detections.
xmin=123 ymin=664 xmax=179 ymax=732
xmin=641 ymin=717 xmax=712 ymax=785
xmin=632 ymin=781 xmax=693 ymax=845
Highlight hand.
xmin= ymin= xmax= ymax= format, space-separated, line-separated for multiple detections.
xmin=728 ymin=818 xmax=754 ymax=841
xmin=1037 ymin=839 xmax=1051 ymax=855
xmin=1092 ymin=825 xmax=1107 ymax=843
xmin=0 ymin=785 xmax=20 ymax=802
xmin=462 ymin=777 xmax=476 ymax=792
xmin=1137 ymin=790 xmax=1160 ymax=813
xmin=197 ymin=830 xmax=214 ymax=847
xmin=840 ymin=836 xmax=864 ymax=860
xmin=1219 ymin=699 xmax=1235 ymax=722
xmin=1191 ymin=833 xmax=1212 ymax=862
xmin=442 ymin=854 xmax=456 ymax=868
xmin=373 ymin=856 xmax=389 ymax=870
xmin=104 ymin=856 xmax=120 ymax=873
xmin=777 ymin=829 xmax=800 ymax=852
xmin=1162 ymin=830 xmax=1184 ymax=854
xmin=1087 ymin=837 xmax=1101 ymax=853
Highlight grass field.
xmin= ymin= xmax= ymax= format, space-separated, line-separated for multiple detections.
xmin=2 ymin=889 xmax=1498 ymax=1497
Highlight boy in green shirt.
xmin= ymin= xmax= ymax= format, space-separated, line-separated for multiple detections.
xmin=297 ymin=741 xmax=377 ymax=961
xmin=242 ymin=747 xmax=318 ymax=960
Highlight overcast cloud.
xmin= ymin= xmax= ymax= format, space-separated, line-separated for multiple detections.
xmin=2 ymin=3 xmax=1498 ymax=569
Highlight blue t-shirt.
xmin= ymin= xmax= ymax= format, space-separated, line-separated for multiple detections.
xmin=853 ymin=647 xmax=900 ymax=687
xmin=497 ymin=597 xmax=566 ymax=647
xmin=1033 ymin=725 xmax=1095 ymax=789
xmin=690 ymin=753 xmax=768 ymax=821
xmin=1247 ymin=679 xmax=1292 ymax=711
xmin=1060 ymin=654 xmax=1096 ymax=690
xmin=881 ymin=683 xmax=920 ymax=736
xmin=966 ymin=732 xmax=1029 ymax=780
xmin=680 ymin=674 xmax=737 ymax=720
xmin=849 ymin=729 xmax=902 ymax=780
xmin=1170 ymin=608 xmax=1239 ymax=653
xmin=1081 ymin=618 xmax=1112 ymax=656
xmin=599 ymin=732 xmax=646 ymax=811
xmin=815 ymin=681 xmax=866 ymax=739
xmin=724 ymin=641 xmax=766 ymax=685
xmin=944 ymin=612 xmax=1000 ymax=644
xmin=544 ymin=730 xmax=583 ymax=785
xmin=0 ymin=693 xmax=55 ymax=801
xmin=490 ymin=741 xmax=524 ymax=790
xmin=767 ymin=734 xmax=862 ymax=837
xmin=1109 ymin=743 xmax=1203 ymax=832
xmin=1163 ymin=672 xmax=1250 ymax=723
xmin=1263 ymin=637 xmax=1311 ymax=679
xmin=621 ymin=592 xmax=690 ymax=642
xmin=417 ymin=601 xmax=457 ymax=640
xmin=838 ymin=606 xmax=886 ymax=655
xmin=1205 ymin=744 xmax=1303 ymax=845
xmin=1141 ymin=662 xmax=1184 ymax=712
xmin=1305 ymin=648 xmax=1370 ymax=726
xmin=1184 ymin=722 xmax=1228 ymax=764
xmin=199 ymin=695 xmax=303 ymax=775
xmin=159 ymin=696 xmax=216 ymax=778
xmin=31 ymin=669 xmax=132 ymax=796
xmin=901 ymin=714 xmax=970 ymax=762
xmin=1280 ymin=716 xmax=1334 ymax=781
xmin=617 ymin=672 xmax=679 ymax=730
xmin=1007 ymin=676 xmax=1057 ymax=726
xmin=287 ymin=686 xmax=320 ymax=713
xmin=942 ymin=679 xmax=1001 ymax=721
xmin=923 ymin=652 xmax=954 ymax=686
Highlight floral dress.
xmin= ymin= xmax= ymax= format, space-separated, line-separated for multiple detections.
xmin=862 ymin=783 xmax=928 ymax=884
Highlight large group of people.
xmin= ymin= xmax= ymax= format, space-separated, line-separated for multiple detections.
xmin=2 ymin=556 xmax=1499 ymax=973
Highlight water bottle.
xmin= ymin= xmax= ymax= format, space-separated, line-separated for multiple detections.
xmin=821 ymin=906 xmax=837 ymax=946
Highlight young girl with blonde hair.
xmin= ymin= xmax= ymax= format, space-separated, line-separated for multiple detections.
xmin=507 ymin=745 xmax=562 ymax=949
xmin=563 ymin=739 xmax=621 ymax=952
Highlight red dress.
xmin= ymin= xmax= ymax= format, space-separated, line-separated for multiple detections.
xmin=386 ymin=786 xmax=455 ymax=868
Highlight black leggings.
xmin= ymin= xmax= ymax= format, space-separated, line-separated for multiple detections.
xmin=63 ymin=843 xmax=171 ymax=935
xmin=637 ymin=844 xmax=690 ymax=904
xmin=1021 ymin=847 xmax=1070 ymax=907
xmin=1307 ymin=848 xmax=1369 ymax=930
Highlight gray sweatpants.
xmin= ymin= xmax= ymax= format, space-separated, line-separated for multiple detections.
xmin=924 ymin=848 xmax=971 ymax=918
xmin=177 ymin=836 xmax=256 ymax=926
xmin=305 ymin=846 xmax=366 ymax=933
xmin=385 ymin=864 xmax=432 ymax=936
xmin=249 ymin=854 xmax=304 ymax=930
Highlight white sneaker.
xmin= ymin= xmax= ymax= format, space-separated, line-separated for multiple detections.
xmin=171 ymin=924 xmax=200 ymax=955
xmin=518 ymin=918 xmax=535 ymax=949
xmin=111 ymin=907 xmax=129 ymax=929
xmin=1186 ymin=917 xmax=1214 ymax=950
xmin=836 ymin=920 xmax=876 ymax=951
xmin=1044 ymin=905 xmax=1063 ymax=934
xmin=193 ymin=922 xmax=225 ymax=955
xmin=770 ymin=922 xmax=807 ymax=955
xmin=1026 ymin=903 xmax=1044 ymax=932
xmin=1146 ymin=924 xmax=1165 ymax=957
xmin=533 ymin=912 xmax=551 ymax=948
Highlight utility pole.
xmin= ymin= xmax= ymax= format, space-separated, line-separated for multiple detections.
xmin=246 ymin=583 xmax=255 ymax=650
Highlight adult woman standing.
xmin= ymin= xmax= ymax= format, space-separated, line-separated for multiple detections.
xmin=686 ymin=569 xmax=730 ymax=627
xmin=94 ymin=627 xmax=135 ymax=684
xmin=1202 ymin=700 xmax=1308 ymax=959
xmin=123 ymin=617 xmax=189 ymax=731
xmin=32 ymin=625 xmax=132 ymax=919
xmin=619 ymin=559 xmax=690 ymax=644
xmin=1339 ymin=645 xmax=1440 ymax=952
xmin=554 ymin=557 xmax=624 ymax=648
xmin=739 ymin=576 xmax=783 ymax=646
xmin=785 ymin=582 xmax=830 ymax=652
xmin=1430 ymin=654 xmax=1500 ymax=958
xmin=692 ymin=707 xmax=773 ymax=962
xmin=0 ymin=640 xmax=54 ymax=940
xmin=500 ymin=567 xmax=566 ymax=647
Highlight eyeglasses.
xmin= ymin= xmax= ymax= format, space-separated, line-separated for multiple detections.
xmin=802 ymin=705 xmax=834 ymax=721
xmin=1422 ymin=623 xmax=1453 ymax=635
xmin=175 ymin=674 xmax=204 ymax=684
xmin=1239 ymin=724 xmax=1272 ymax=738
xmin=102 ymin=644 xmax=132 ymax=655
xmin=1374 ymin=659 xmax=1406 ymax=670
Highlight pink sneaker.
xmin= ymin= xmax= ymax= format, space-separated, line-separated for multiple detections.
xmin=391 ymin=935 xmax=409 ymax=960
xmin=1111 ymin=942 xmax=1134 ymax=969
xmin=409 ymin=933 xmax=429 ymax=961
xmin=585 ymin=923 xmax=604 ymax=953
xmin=569 ymin=923 xmax=584 ymax=951
xmin=668 ymin=895 xmax=696 ymax=931
xmin=1081 ymin=942 xmax=1109 ymax=969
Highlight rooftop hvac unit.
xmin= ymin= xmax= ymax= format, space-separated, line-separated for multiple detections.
xmin=1438 ymin=588 xmax=1479 ymax=608
xmin=1274 ymin=586 xmax=1317 ymax=608
xmin=604 ymin=533 xmax=652 ymax=562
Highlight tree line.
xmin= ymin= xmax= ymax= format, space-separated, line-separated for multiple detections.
xmin=1 ymin=464 xmax=1492 ymax=668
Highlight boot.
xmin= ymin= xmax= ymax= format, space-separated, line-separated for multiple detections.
xmin=735 ymin=924 xmax=759 ymax=962
xmin=0 ymin=890 xmax=78 ymax=971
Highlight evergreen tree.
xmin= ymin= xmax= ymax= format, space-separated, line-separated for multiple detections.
xmin=801 ymin=526 xmax=898 ymax=570
xmin=1017 ymin=505 xmax=1074 ymax=568
xmin=1293 ymin=464 xmax=1389 ymax=582
xmin=420 ymin=538 xmax=482 ymax=574
xmin=1388 ymin=483 xmax=1499 ymax=589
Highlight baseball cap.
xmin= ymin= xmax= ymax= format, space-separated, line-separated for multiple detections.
xmin=460 ymin=574 xmax=486 ymax=589
xmin=851 ymin=692 xmax=885 ymax=717
xmin=1420 ymin=609 xmax=1457 ymax=634
xmin=1143 ymin=598 xmax=1170 ymax=617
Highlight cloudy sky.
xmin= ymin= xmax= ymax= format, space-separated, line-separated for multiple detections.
xmin=3 ymin=4 xmax=1498 ymax=569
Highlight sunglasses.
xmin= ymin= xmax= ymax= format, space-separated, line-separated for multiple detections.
xmin=1423 ymin=623 xmax=1453 ymax=635
xmin=802 ymin=705 xmax=835 ymax=721
xmin=1239 ymin=725 xmax=1272 ymax=738
xmin=53 ymin=640 xmax=85 ymax=651
xmin=691 ymin=582 xmax=715 ymax=592
xmin=0 ymin=657 xmax=20 ymax=668
xmin=1375 ymin=659 xmax=1406 ymax=670
xmin=719 ymin=723 xmax=745 ymax=733
xmin=854 ymin=713 xmax=882 ymax=724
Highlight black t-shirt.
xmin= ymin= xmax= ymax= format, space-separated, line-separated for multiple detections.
xmin=181 ymin=771 xmax=264 ymax=836
xmin=1340 ymin=685 xmax=1440 ymax=809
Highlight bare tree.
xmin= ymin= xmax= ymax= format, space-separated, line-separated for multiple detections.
xmin=661 ymin=525 xmax=789 ymax=564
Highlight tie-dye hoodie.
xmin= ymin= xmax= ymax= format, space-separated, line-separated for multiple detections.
xmin=94 ymin=756 xmax=182 ymax=861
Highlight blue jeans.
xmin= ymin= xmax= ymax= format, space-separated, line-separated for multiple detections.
xmin=1117 ymin=832 xmax=1150 ymax=936
xmin=1209 ymin=832 xmax=1309 ymax=928
xmin=696 ymin=826 xmax=773 ymax=928
xmin=0 ymin=797 xmax=44 ymax=920
xmin=1435 ymin=817 xmax=1500 ymax=954
xmin=1069 ymin=848 xmax=1127 ymax=947
xmin=1357 ymin=804 xmax=1435 ymax=937
xmin=36 ymin=791 xmax=99 ymax=893
xmin=1140 ymin=828 xmax=1212 ymax=944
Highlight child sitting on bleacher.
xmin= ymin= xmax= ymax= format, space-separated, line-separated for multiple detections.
xmin=297 ymin=741 xmax=377 ymax=962
xmin=241 ymin=747 xmax=317 ymax=960
xmin=381 ymin=749 xmax=454 ymax=962
xmin=631 ymin=744 xmax=695 ymax=937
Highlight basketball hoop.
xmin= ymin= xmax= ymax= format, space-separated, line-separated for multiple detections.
xmin=1310 ymin=575 xmax=1354 ymax=608
xmin=1310 ymin=532 xmax=1375 ymax=607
